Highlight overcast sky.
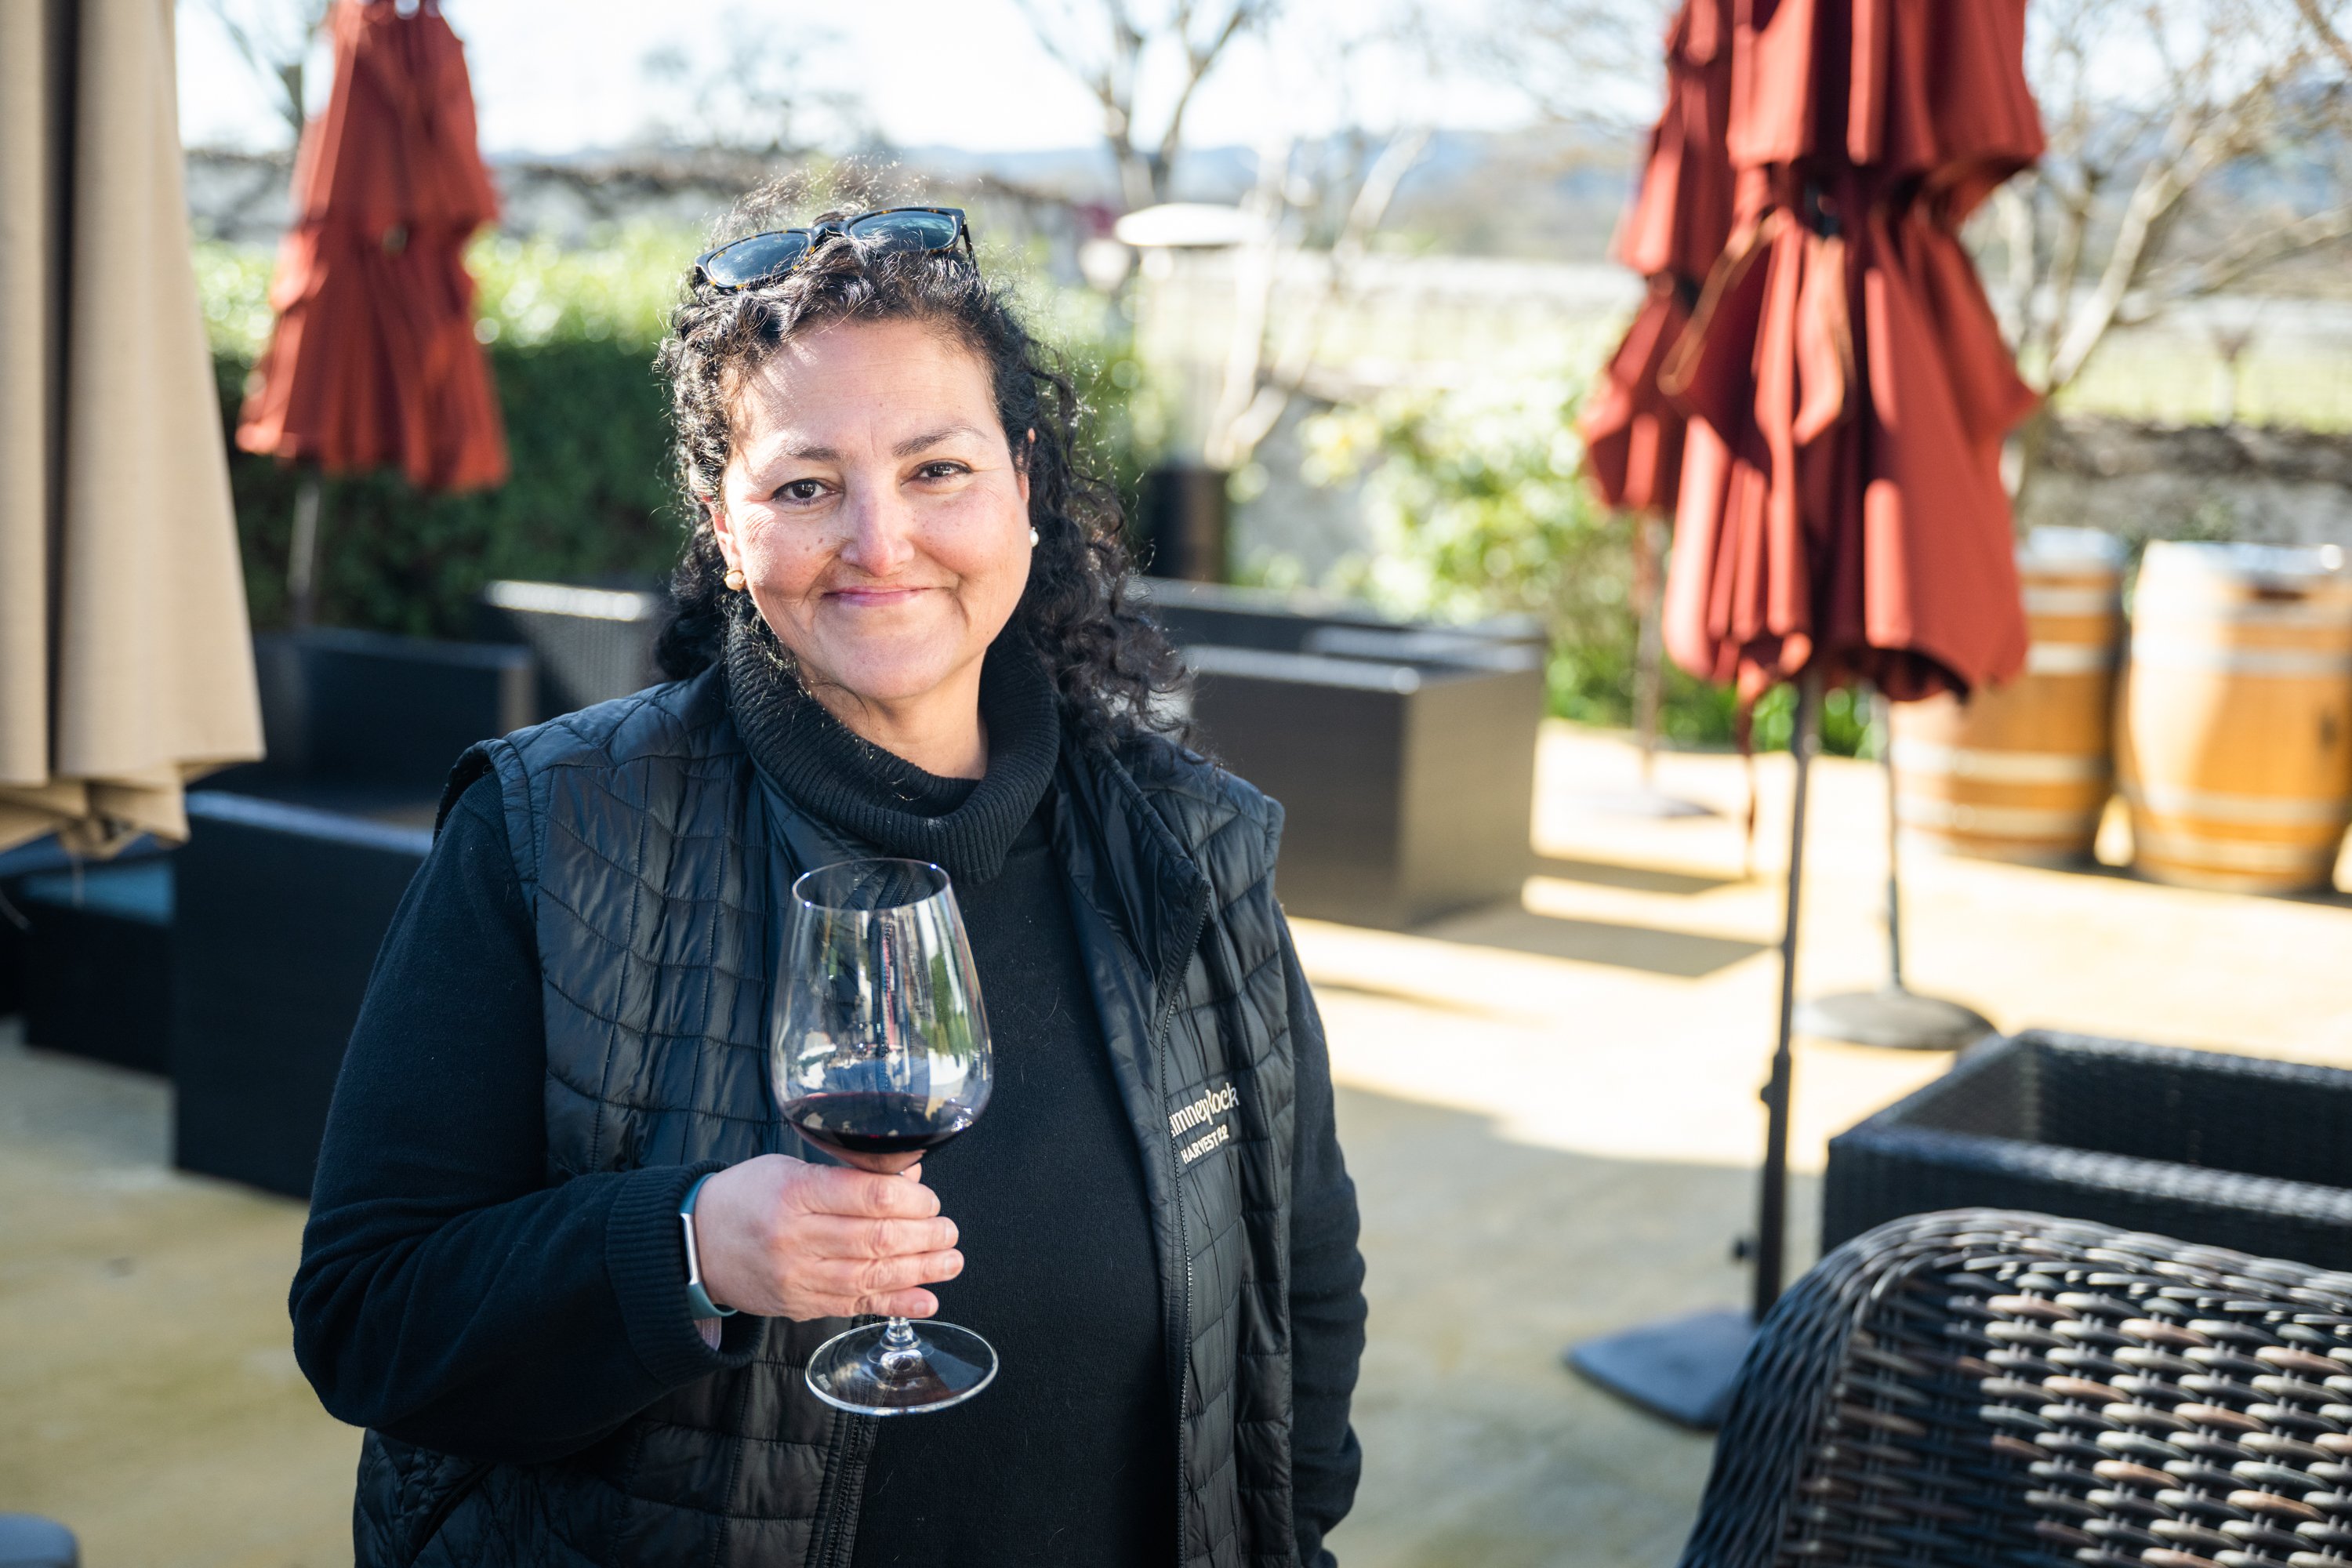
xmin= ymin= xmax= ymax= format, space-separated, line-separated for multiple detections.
xmin=176 ymin=0 xmax=1556 ymax=158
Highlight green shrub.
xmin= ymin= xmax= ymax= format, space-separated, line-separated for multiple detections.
xmin=216 ymin=343 xmax=681 ymax=636
xmin=1298 ymin=384 xmax=1866 ymax=755
xmin=209 ymin=230 xmax=695 ymax=636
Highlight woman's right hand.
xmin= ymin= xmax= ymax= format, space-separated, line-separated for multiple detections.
xmin=690 ymin=1155 xmax=963 ymax=1321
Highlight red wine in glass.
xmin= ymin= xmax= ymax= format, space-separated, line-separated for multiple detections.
xmin=772 ymin=858 xmax=995 ymax=1414
xmin=781 ymin=1091 xmax=977 ymax=1169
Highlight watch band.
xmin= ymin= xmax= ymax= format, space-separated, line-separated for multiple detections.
xmin=680 ymin=1173 xmax=738 ymax=1323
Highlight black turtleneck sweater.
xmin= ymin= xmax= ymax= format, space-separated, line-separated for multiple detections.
xmin=295 ymin=633 xmax=1178 ymax=1564
xmin=727 ymin=628 xmax=1174 ymax=1565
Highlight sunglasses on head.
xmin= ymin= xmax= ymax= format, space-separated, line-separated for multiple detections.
xmin=691 ymin=208 xmax=974 ymax=293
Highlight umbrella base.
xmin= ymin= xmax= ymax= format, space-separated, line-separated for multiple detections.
xmin=1563 ymin=1306 xmax=1753 ymax=1429
xmin=1795 ymin=986 xmax=1991 ymax=1051
xmin=1568 ymin=786 xmax=1717 ymax=820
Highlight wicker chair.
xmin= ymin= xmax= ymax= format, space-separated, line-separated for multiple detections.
xmin=1681 ymin=1209 xmax=2352 ymax=1568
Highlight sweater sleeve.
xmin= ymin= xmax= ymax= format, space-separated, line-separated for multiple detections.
xmin=1280 ymin=918 xmax=1367 ymax=1567
xmin=289 ymin=773 xmax=758 ymax=1465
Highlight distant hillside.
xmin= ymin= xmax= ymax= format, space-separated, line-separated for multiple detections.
xmin=188 ymin=126 xmax=1642 ymax=262
xmin=891 ymin=128 xmax=1641 ymax=260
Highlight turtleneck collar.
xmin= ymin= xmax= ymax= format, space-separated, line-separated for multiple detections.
xmin=722 ymin=615 xmax=1063 ymax=886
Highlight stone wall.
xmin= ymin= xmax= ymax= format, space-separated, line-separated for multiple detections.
xmin=2020 ymin=416 xmax=2352 ymax=554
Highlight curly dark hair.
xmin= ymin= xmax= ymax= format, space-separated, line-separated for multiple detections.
xmin=651 ymin=193 xmax=1189 ymax=753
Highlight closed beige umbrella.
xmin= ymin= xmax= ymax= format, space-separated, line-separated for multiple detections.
xmin=0 ymin=0 xmax=262 ymax=855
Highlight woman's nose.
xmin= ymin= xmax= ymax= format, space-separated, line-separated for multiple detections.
xmin=837 ymin=483 xmax=917 ymax=577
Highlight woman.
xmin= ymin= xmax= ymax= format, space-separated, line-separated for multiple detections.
xmin=290 ymin=203 xmax=1367 ymax=1568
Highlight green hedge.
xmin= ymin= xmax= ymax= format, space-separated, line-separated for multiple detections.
xmin=218 ymin=341 xmax=683 ymax=636
xmin=207 ymin=230 xmax=696 ymax=636
xmin=1291 ymin=388 xmax=1868 ymax=755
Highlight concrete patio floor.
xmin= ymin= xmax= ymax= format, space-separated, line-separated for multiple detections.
xmin=4 ymin=724 xmax=2349 ymax=1566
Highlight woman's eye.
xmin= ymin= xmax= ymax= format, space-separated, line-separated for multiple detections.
xmin=916 ymin=461 xmax=969 ymax=481
xmin=775 ymin=479 xmax=827 ymax=503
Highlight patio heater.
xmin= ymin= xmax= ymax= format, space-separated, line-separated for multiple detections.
xmin=1112 ymin=203 xmax=1265 ymax=584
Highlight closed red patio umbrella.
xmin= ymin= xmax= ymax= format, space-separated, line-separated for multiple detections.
xmin=235 ymin=0 xmax=506 ymax=620
xmin=1662 ymin=0 xmax=2042 ymax=704
xmin=1568 ymin=0 xmax=2045 ymax=1429
xmin=1574 ymin=0 xmax=1740 ymax=818
xmin=1579 ymin=0 xmax=1739 ymax=518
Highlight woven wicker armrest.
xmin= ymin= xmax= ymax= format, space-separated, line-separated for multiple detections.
xmin=1680 ymin=1208 xmax=2352 ymax=1568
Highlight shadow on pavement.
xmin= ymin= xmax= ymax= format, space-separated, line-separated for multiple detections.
xmin=1328 ymin=1081 xmax=1815 ymax=1568
xmin=1532 ymin=855 xmax=1741 ymax=897
xmin=1415 ymin=902 xmax=1768 ymax=978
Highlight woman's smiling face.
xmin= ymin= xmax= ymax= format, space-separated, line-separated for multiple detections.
xmin=712 ymin=316 xmax=1033 ymax=714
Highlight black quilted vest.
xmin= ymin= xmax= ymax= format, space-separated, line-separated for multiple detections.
xmin=353 ymin=668 xmax=1303 ymax=1568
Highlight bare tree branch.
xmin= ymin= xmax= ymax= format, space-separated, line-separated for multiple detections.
xmin=1151 ymin=0 xmax=1264 ymax=199
xmin=2133 ymin=202 xmax=2352 ymax=309
xmin=2292 ymin=0 xmax=2352 ymax=72
xmin=1013 ymin=0 xmax=1280 ymax=208
xmin=2009 ymin=0 xmax=2347 ymax=439
xmin=1204 ymin=126 xmax=1430 ymax=468
xmin=198 ymin=0 xmax=330 ymax=147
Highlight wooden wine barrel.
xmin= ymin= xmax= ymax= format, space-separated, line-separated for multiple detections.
xmin=1892 ymin=528 xmax=2125 ymax=864
xmin=2116 ymin=540 xmax=2352 ymax=894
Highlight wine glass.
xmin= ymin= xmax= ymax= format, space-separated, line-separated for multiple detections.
xmin=771 ymin=857 xmax=996 ymax=1415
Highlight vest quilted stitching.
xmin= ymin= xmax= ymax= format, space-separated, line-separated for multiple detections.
xmin=358 ymin=669 xmax=1301 ymax=1568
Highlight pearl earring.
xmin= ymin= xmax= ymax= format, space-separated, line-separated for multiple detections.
xmin=724 ymin=568 xmax=746 ymax=591
xmin=1029 ymin=527 xmax=1040 ymax=546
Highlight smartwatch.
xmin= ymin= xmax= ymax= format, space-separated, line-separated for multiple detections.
xmin=680 ymin=1173 xmax=738 ymax=1323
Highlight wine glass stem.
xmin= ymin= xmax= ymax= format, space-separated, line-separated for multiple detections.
xmin=874 ymin=1316 xmax=924 ymax=1377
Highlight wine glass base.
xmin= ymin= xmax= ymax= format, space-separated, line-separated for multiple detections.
xmin=804 ymin=1319 xmax=998 ymax=1416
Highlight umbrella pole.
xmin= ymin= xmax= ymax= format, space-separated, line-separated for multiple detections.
xmin=289 ymin=474 xmax=324 ymax=630
xmin=1791 ymin=688 xmax=1994 ymax=1051
xmin=1634 ymin=514 xmax=1667 ymax=789
xmin=1751 ymin=670 xmax=1817 ymax=1322
xmin=1558 ymin=673 xmax=1816 ymax=1427
xmin=1882 ymin=695 xmax=1904 ymax=990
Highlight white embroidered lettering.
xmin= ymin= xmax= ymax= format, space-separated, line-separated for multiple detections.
xmin=1178 ymin=1121 xmax=1231 ymax=1166
xmin=1167 ymin=1083 xmax=1240 ymax=1139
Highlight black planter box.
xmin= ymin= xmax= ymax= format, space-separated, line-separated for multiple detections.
xmin=15 ymin=860 xmax=174 ymax=1075
xmin=171 ymin=792 xmax=431 ymax=1200
xmin=477 ymin=579 xmax=664 ymax=717
xmin=216 ymin=629 xmax=535 ymax=811
xmin=1181 ymin=638 xmax=1544 ymax=929
xmin=1824 ymin=1029 xmax=2352 ymax=1271
xmin=1142 ymin=577 xmax=1544 ymax=659
xmin=1142 ymin=580 xmax=1546 ymax=927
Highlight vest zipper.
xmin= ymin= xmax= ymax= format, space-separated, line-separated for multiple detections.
xmin=1154 ymin=893 xmax=1210 ymax=1567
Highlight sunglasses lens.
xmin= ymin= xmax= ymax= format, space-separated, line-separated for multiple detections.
xmin=846 ymin=210 xmax=963 ymax=251
xmin=702 ymin=230 xmax=810 ymax=289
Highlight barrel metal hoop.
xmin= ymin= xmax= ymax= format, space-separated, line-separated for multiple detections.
xmin=2129 ymin=826 xmax=2341 ymax=873
xmin=1893 ymin=741 xmax=2110 ymax=785
xmin=2027 ymin=644 xmax=2119 ymax=676
xmin=2126 ymin=642 xmax=2352 ymax=677
xmin=2134 ymin=593 xmax=2352 ymax=630
xmin=2122 ymin=782 xmax=2352 ymax=827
